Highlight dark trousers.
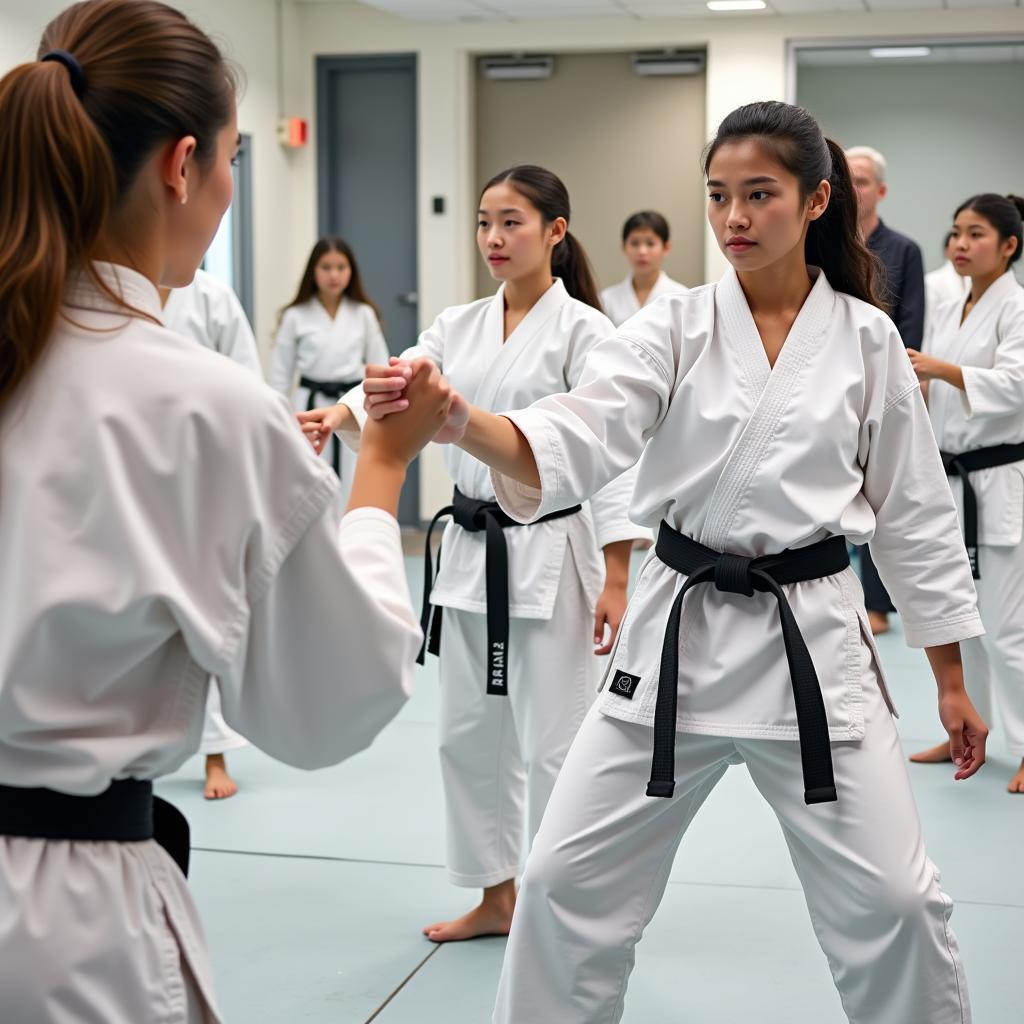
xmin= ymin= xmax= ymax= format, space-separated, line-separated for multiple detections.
xmin=857 ymin=545 xmax=895 ymax=614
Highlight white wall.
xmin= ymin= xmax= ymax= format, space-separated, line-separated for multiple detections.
xmin=0 ymin=0 xmax=292 ymax=357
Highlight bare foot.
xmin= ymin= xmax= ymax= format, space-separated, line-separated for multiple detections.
xmin=423 ymin=881 xmax=516 ymax=943
xmin=1008 ymin=760 xmax=1024 ymax=794
xmin=909 ymin=741 xmax=952 ymax=764
xmin=203 ymin=754 xmax=239 ymax=800
xmin=867 ymin=611 xmax=890 ymax=635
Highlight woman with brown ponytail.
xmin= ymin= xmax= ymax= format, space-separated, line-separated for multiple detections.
xmin=365 ymin=103 xmax=988 ymax=1022
xmin=909 ymin=193 xmax=1024 ymax=794
xmin=302 ymin=165 xmax=648 ymax=943
xmin=0 ymin=3 xmax=452 ymax=1020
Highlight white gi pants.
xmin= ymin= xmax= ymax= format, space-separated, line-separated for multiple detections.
xmin=493 ymin=674 xmax=970 ymax=1024
xmin=438 ymin=552 xmax=600 ymax=888
xmin=199 ymin=681 xmax=247 ymax=758
xmin=0 ymin=837 xmax=221 ymax=1023
xmin=961 ymin=538 xmax=1024 ymax=758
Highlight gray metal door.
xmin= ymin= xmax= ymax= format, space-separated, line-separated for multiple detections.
xmin=317 ymin=54 xmax=420 ymax=525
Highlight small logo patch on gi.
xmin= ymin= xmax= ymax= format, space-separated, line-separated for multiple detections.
xmin=610 ymin=671 xmax=641 ymax=700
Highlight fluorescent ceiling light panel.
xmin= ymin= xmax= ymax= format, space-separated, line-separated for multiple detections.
xmin=870 ymin=46 xmax=932 ymax=58
xmin=706 ymin=0 xmax=767 ymax=10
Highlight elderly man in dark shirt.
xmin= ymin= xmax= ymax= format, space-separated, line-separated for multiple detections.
xmin=846 ymin=145 xmax=926 ymax=635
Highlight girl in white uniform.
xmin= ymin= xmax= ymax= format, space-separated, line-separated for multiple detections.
xmin=302 ymin=166 xmax=647 ymax=943
xmin=0 ymin=4 xmax=454 ymax=1021
xmin=270 ymin=237 xmax=389 ymax=508
xmin=909 ymin=194 xmax=1024 ymax=793
xmin=600 ymin=210 xmax=687 ymax=327
xmin=366 ymin=102 xmax=988 ymax=1023
xmin=161 ymin=269 xmax=261 ymax=799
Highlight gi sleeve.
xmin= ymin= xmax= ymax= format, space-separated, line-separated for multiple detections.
xmin=214 ymin=287 xmax=263 ymax=378
xmin=861 ymin=335 xmax=984 ymax=648
xmin=268 ymin=310 xmax=299 ymax=395
xmin=564 ymin=316 xmax=649 ymax=549
xmin=207 ymin=393 xmax=421 ymax=768
xmin=492 ymin=325 xmax=674 ymax=524
xmin=960 ymin=300 xmax=1024 ymax=421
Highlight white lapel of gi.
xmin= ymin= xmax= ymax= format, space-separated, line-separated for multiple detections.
xmin=700 ymin=267 xmax=836 ymax=551
xmin=474 ymin=278 xmax=569 ymax=410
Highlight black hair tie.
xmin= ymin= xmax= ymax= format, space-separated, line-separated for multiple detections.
xmin=41 ymin=49 xmax=86 ymax=100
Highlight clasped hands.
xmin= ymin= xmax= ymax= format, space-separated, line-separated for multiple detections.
xmin=296 ymin=358 xmax=469 ymax=463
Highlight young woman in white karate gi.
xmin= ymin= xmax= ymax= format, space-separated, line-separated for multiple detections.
xmin=908 ymin=193 xmax=1024 ymax=793
xmin=270 ymin=237 xmax=389 ymax=507
xmin=600 ymin=210 xmax=687 ymax=327
xmin=161 ymin=269 xmax=261 ymax=799
xmin=365 ymin=102 xmax=989 ymax=1024
xmin=300 ymin=165 xmax=647 ymax=943
xmin=0 ymin=3 xmax=454 ymax=1021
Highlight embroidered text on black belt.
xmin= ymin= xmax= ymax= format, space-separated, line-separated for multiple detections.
xmin=418 ymin=488 xmax=581 ymax=696
xmin=940 ymin=442 xmax=1024 ymax=579
xmin=300 ymin=375 xmax=363 ymax=477
xmin=0 ymin=779 xmax=191 ymax=876
xmin=648 ymin=523 xmax=850 ymax=806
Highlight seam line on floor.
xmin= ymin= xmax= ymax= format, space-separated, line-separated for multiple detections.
xmin=363 ymin=944 xmax=444 ymax=1023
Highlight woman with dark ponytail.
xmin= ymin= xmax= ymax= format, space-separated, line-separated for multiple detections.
xmin=301 ymin=164 xmax=647 ymax=943
xmin=0 ymin=2 xmax=449 ymax=1018
xmin=368 ymin=101 xmax=987 ymax=1021
xmin=908 ymin=193 xmax=1024 ymax=794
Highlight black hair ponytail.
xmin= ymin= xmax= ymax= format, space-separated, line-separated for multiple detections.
xmin=704 ymin=101 xmax=885 ymax=310
xmin=481 ymin=165 xmax=603 ymax=311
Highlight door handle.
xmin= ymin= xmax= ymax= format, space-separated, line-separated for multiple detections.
xmin=397 ymin=291 xmax=419 ymax=306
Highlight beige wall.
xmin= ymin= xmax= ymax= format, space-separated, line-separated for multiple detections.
xmin=0 ymin=0 xmax=293 ymax=362
xmin=474 ymin=53 xmax=706 ymax=299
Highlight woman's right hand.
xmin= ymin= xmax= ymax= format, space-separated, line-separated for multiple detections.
xmin=361 ymin=361 xmax=453 ymax=468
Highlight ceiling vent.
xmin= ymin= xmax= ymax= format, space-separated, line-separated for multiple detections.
xmin=480 ymin=54 xmax=555 ymax=80
xmin=632 ymin=50 xmax=706 ymax=77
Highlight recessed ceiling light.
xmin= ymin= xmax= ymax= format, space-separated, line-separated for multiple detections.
xmin=870 ymin=46 xmax=932 ymax=59
xmin=707 ymin=0 xmax=767 ymax=10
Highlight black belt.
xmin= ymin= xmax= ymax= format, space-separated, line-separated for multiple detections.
xmin=300 ymin=376 xmax=362 ymax=477
xmin=940 ymin=442 xmax=1024 ymax=579
xmin=0 ymin=779 xmax=190 ymax=876
xmin=418 ymin=487 xmax=581 ymax=696
xmin=649 ymin=523 xmax=850 ymax=806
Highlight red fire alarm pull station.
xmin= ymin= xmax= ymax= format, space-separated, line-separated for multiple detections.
xmin=277 ymin=117 xmax=308 ymax=148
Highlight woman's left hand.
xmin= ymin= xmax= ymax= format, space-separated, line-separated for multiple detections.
xmin=908 ymin=349 xmax=951 ymax=382
xmin=593 ymin=584 xmax=628 ymax=655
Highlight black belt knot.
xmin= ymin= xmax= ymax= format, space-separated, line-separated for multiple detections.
xmin=714 ymin=553 xmax=755 ymax=596
xmin=940 ymin=442 xmax=1024 ymax=580
xmin=646 ymin=523 xmax=850 ymax=807
xmin=300 ymin=375 xmax=363 ymax=478
xmin=418 ymin=487 xmax=581 ymax=696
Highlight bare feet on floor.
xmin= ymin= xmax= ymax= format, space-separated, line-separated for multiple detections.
xmin=203 ymin=754 xmax=239 ymax=799
xmin=1008 ymin=760 xmax=1024 ymax=794
xmin=867 ymin=610 xmax=890 ymax=635
xmin=423 ymin=880 xmax=516 ymax=943
xmin=909 ymin=741 xmax=952 ymax=764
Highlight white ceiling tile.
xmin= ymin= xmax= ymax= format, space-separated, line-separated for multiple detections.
xmin=944 ymin=0 xmax=1017 ymax=6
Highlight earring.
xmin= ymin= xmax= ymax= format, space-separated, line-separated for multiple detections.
xmin=180 ymin=194 xmax=188 ymax=206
